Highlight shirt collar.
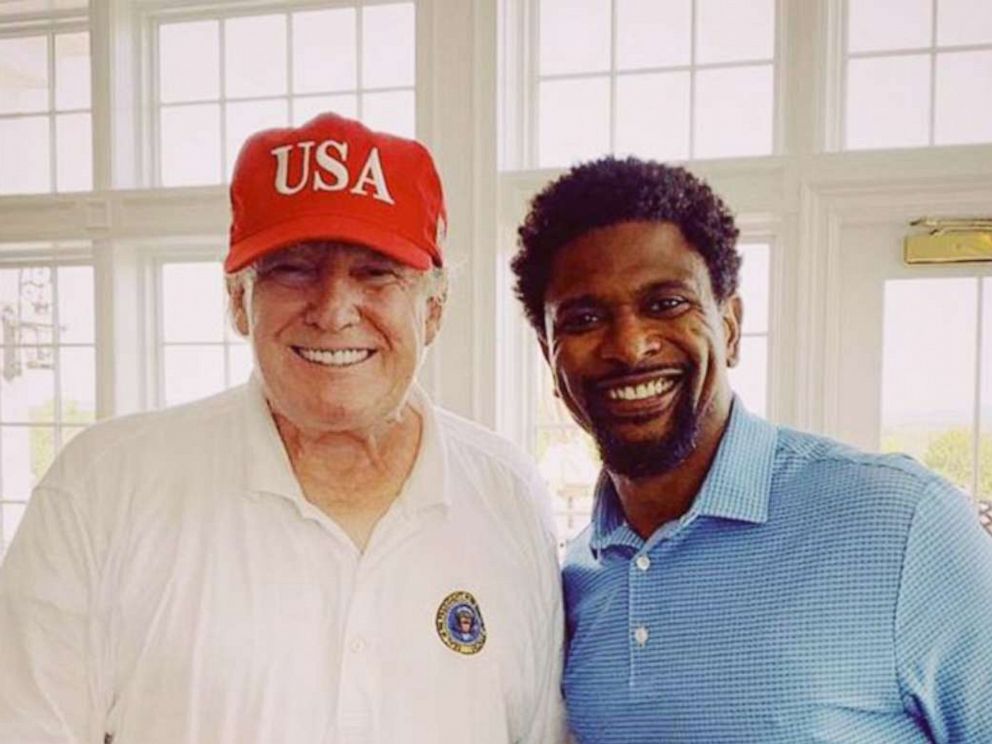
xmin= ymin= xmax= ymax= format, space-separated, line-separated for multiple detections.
xmin=589 ymin=397 xmax=777 ymax=552
xmin=238 ymin=374 xmax=449 ymax=514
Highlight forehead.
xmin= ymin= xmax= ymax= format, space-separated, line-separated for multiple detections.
xmin=260 ymin=241 xmax=403 ymax=267
xmin=545 ymin=221 xmax=710 ymax=303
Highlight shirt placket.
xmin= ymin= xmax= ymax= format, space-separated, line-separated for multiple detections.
xmin=627 ymin=522 xmax=679 ymax=696
xmin=333 ymin=550 xmax=378 ymax=744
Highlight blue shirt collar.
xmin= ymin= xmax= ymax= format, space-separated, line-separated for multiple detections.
xmin=589 ymin=397 xmax=778 ymax=552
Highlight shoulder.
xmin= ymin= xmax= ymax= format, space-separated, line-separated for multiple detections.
xmin=40 ymin=385 xmax=248 ymax=491
xmin=433 ymin=405 xmax=557 ymax=539
xmin=773 ymin=425 xmax=947 ymax=499
xmin=434 ymin=406 xmax=541 ymax=481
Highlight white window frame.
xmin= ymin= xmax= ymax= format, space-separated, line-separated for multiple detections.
xmin=144 ymin=0 xmax=419 ymax=187
xmin=837 ymin=0 xmax=992 ymax=151
xmin=0 ymin=241 xmax=96 ymax=552
xmin=500 ymin=0 xmax=783 ymax=170
xmin=0 ymin=15 xmax=92 ymax=194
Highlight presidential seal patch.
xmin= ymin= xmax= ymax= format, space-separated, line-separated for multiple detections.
xmin=435 ymin=590 xmax=486 ymax=655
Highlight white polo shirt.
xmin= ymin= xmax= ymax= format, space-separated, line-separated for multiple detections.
xmin=0 ymin=379 xmax=564 ymax=744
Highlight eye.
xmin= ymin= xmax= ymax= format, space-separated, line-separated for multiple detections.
xmin=645 ymin=296 xmax=688 ymax=316
xmin=557 ymin=309 xmax=603 ymax=333
xmin=355 ymin=264 xmax=401 ymax=283
xmin=258 ymin=260 xmax=319 ymax=287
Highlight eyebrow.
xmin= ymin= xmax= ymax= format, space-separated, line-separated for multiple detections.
xmin=552 ymin=280 xmax=697 ymax=314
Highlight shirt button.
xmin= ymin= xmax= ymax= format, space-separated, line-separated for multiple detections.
xmin=633 ymin=626 xmax=649 ymax=646
xmin=349 ymin=637 xmax=366 ymax=653
xmin=635 ymin=555 xmax=651 ymax=571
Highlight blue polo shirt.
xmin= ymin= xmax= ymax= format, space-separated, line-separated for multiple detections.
xmin=562 ymin=401 xmax=992 ymax=743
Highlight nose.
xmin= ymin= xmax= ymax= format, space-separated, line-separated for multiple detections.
xmin=600 ymin=307 xmax=661 ymax=367
xmin=303 ymin=272 xmax=362 ymax=331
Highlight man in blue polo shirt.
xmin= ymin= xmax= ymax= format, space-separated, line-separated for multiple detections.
xmin=510 ymin=157 xmax=992 ymax=743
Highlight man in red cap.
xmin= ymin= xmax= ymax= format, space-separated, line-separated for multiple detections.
xmin=0 ymin=114 xmax=564 ymax=744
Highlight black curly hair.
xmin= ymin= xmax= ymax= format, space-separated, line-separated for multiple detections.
xmin=512 ymin=157 xmax=741 ymax=336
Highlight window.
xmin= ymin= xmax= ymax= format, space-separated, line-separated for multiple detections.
xmin=157 ymin=259 xmax=251 ymax=406
xmin=0 ymin=244 xmax=95 ymax=555
xmin=154 ymin=3 xmax=416 ymax=186
xmin=507 ymin=0 xmax=777 ymax=169
xmin=844 ymin=0 xmax=992 ymax=149
xmin=880 ymin=277 xmax=992 ymax=504
xmin=728 ymin=242 xmax=770 ymax=417
xmin=0 ymin=27 xmax=92 ymax=194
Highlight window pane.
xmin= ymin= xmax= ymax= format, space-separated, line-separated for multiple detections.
xmin=2 ymin=501 xmax=27 ymax=554
xmin=159 ymin=20 xmax=219 ymax=104
xmin=162 ymin=262 xmax=224 ymax=343
xmin=538 ymin=425 xmax=598 ymax=544
xmin=616 ymin=0 xmax=691 ymax=70
xmin=937 ymin=0 xmax=992 ymax=47
xmin=55 ymin=32 xmax=90 ymax=110
xmin=0 ymin=35 xmax=48 ymax=114
xmin=729 ymin=336 xmax=767 ymax=417
xmin=225 ymin=14 xmax=287 ymax=99
xmin=0 ymin=116 xmax=51 ymax=194
xmin=293 ymin=8 xmax=357 ymax=94
xmin=848 ymin=0 xmax=932 ymax=53
xmin=881 ymin=279 xmax=976 ymax=492
xmin=935 ymin=50 xmax=992 ymax=145
xmin=163 ymin=346 xmax=226 ymax=406
xmin=293 ymin=94 xmax=358 ymax=126
xmin=538 ymin=77 xmax=610 ymax=168
xmin=56 ymin=265 xmax=94 ymax=344
xmin=228 ymin=343 xmax=253 ymax=387
xmin=362 ymin=3 xmax=415 ymax=89
xmin=225 ymin=98 xmax=288 ymax=177
xmin=160 ymin=104 xmax=221 ymax=186
xmin=694 ymin=65 xmax=774 ymax=158
xmin=0 ymin=265 xmax=53 ymax=330
xmin=55 ymin=112 xmax=92 ymax=192
xmin=0 ymin=359 xmax=55 ymax=423
xmin=1 ymin=427 xmax=51 ymax=495
xmin=696 ymin=0 xmax=775 ymax=64
xmin=846 ymin=55 xmax=930 ymax=149
xmin=738 ymin=243 xmax=769 ymax=334
xmin=361 ymin=90 xmax=415 ymax=138
xmin=59 ymin=346 xmax=95 ymax=423
xmin=539 ymin=0 xmax=610 ymax=75
xmin=615 ymin=72 xmax=690 ymax=161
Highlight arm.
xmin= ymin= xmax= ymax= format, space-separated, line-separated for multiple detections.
xmin=518 ymin=471 xmax=567 ymax=744
xmin=895 ymin=477 xmax=992 ymax=743
xmin=0 ymin=485 xmax=104 ymax=743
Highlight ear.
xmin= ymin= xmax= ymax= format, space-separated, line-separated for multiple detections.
xmin=722 ymin=294 xmax=743 ymax=368
xmin=228 ymin=281 xmax=250 ymax=337
xmin=424 ymin=295 xmax=444 ymax=347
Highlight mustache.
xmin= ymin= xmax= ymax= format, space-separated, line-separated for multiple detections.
xmin=584 ymin=362 xmax=694 ymax=391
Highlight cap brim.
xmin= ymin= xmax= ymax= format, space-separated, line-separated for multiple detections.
xmin=226 ymin=213 xmax=435 ymax=273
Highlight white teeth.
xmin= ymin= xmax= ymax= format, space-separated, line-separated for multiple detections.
xmin=606 ymin=377 xmax=676 ymax=401
xmin=297 ymin=347 xmax=372 ymax=367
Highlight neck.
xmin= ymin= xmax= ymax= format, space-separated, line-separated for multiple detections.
xmin=611 ymin=393 xmax=734 ymax=540
xmin=272 ymin=403 xmax=424 ymax=551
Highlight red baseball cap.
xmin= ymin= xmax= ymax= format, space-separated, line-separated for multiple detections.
xmin=226 ymin=112 xmax=446 ymax=273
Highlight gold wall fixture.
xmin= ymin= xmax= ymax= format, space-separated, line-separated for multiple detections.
xmin=905 ymin=218 xmax=992 ymax=265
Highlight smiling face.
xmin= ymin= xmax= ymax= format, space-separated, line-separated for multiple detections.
xmin=230 ymin=242 xmax=442 ymax=436
xmin=542 ymin=221 xmax=741 ymax=478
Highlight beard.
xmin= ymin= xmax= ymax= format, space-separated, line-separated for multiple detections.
xmin=583 ymin=369 xmax=701 ymax=478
